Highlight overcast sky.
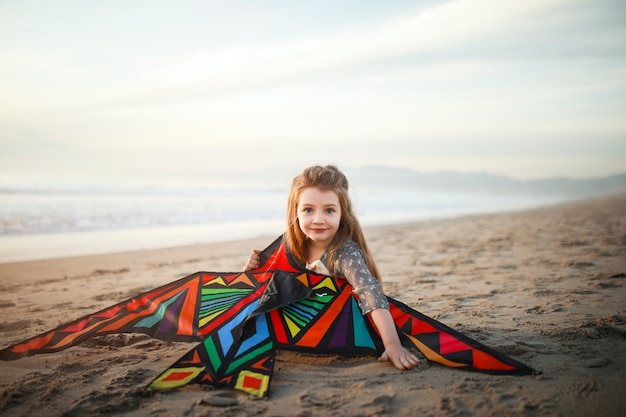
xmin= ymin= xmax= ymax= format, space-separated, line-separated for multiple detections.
xmin=1 ymin=0 xmax=625 ymax=185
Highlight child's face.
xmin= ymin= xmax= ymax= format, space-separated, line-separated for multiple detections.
xmin=297 ymin=187 xmax=342 ymax=247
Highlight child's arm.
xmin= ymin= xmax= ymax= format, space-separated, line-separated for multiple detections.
xmin=370 ymin=308 xmax=420 ymax=370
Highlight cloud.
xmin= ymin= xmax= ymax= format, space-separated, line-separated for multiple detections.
xmin=68 ymin=0 xmax=586 ymax=109
xmin=0 ymin=0 xmax=624 ymax=180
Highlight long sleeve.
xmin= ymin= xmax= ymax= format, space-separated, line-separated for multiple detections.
xmin=325 ymin=240 xmax=389 ymax=315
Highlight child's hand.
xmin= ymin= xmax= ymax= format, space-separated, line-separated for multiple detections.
xmin=378 ymin=344 xmax=420 ymax=371
xmin=244 ymin=249 xmax=261 ymax=271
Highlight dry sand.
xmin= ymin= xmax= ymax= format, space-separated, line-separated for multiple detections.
xmin=0 ymin=193 xmax=624 ymax=417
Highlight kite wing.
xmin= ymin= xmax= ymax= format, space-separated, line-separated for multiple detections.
xmin=148 ymin=283 xmax=278 ymax=397
xmin=0 ymin=235 xmax=536 ymax=398
xmin=388 ymin=298 xmax=535 ymax=375
xmin=0 ymin=269 xmax=274 ymax=361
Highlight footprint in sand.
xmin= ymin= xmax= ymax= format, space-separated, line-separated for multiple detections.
xmin=0 ymin=319 xmax=30 ymax=332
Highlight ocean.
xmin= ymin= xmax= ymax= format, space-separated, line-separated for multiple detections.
xmin=0 ymin=181 xmax=566 ymax=262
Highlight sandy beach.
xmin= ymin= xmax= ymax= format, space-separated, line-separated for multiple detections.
xmin=0 ymin=192 xmax=625 ymax=417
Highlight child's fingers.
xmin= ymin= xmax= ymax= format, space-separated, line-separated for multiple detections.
xmin=378 ymin=351 xmax=405 ymax=370
xmin=378 ymin=349 xmax=419 ymax=370
xmin=244 ymin=250 xmax=261 ymax=270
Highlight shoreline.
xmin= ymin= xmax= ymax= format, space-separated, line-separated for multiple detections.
xmin=0 ymin=190 xmax=576 ymax=263
xmin=1 ymin=192 xmax=625 ymax=416
xmin=0 ymin=193 xmax=587 ymax=264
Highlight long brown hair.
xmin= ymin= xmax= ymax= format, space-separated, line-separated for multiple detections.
xmin=285 ymin=165 xmax=382 ymax=283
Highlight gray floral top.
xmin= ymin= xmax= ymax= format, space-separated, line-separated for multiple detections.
xmin=305 ymin=240 xmax=389 ymax=315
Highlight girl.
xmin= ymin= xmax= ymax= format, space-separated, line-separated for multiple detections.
xmin=245 ymin=165 xmax=420 ymax=371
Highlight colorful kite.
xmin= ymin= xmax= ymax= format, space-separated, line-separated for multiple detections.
xmin=0 ymin=236 xmax=536 ymax=397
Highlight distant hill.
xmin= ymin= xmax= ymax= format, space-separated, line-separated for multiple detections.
xmin=345 ymin=166 xmax=626 ymax=197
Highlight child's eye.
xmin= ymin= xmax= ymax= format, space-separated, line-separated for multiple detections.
xmin=325 ymin=208 xmax=336 ymax=214
xmin=303 ymin=208 xmax=313 ymax=213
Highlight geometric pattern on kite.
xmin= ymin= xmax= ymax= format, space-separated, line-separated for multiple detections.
xmin=0 ymin=235 xmax=536 ymax=398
